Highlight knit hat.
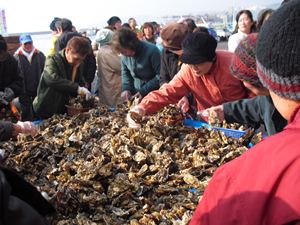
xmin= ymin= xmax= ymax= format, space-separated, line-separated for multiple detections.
xmin=256 ymin=0 xmax=300 ymax=100
xmin=160 ymin=23 xmax=188 ymax=50
xmin=95 ymin=28 xmax=114 ymax=46
xmin=180 ymin=31 xmax=217 ymax=64
xmin=230 ymin=33 xmax=261 ymax=86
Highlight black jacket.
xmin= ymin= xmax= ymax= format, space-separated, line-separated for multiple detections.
xmin=224 ymin=95 xmax=287 ymax=136
xmin=0 ymin=54 xmax=23 ymax=96
xmin=160 ymin=49 xmax=182 ymax=86
xmin=0 ymin=167 xmax=55 ymax=225
xmin=0 ymin=121 xmax=13 ymax=142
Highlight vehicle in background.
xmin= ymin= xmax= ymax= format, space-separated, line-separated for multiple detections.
xmin=216 ymin=28 xmax=232 ymax=41
xmin=207 ymin=27 xmax=219 ymax=42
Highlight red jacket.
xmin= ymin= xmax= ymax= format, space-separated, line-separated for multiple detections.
xmin=140 ymin=51 xmax=248 ymax=114
xmin=189 ymin=106 xmax=300 ymax=225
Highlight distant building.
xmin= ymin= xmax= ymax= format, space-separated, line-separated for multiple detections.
xmin=0 ymin=8 xmax=7 ymax=35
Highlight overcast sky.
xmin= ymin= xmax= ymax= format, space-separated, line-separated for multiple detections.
xmin=1 ymin=0 xmax=280 ymax=33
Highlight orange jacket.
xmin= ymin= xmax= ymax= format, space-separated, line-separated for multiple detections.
xmin=140 ymin=51 xmax=248 ymax=114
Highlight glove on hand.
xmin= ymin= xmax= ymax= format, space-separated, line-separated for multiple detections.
xmin=17 ymin=121 xmax=38 ymax=136
xmin=126 ymin=105 xmax=146 ymax=129
xmin=77 ymin=86 xmax=92 ymax=100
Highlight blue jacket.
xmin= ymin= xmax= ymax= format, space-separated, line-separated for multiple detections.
xmin=121 ymin=41 xmax=160 ymax=97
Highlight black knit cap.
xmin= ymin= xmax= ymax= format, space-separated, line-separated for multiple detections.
xmin=256 ymin=0 xmax=300 ymax=100
xmin=180 ymin=32 xmax=217 ymax=65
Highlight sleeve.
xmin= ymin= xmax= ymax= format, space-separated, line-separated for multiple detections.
xmin=42 ymin=58 xmax=78 ymax=95
xmin=160 ymin=50 xmax=171 ymax=86
xmin=82 ymin=53 xmax=97 ymax=85
xmin=223 ymin=97 xmax=263 ymax=129
xmin=0 ymin=121 xmax=14 ymax=141
xmin=121 ymin=57 xmax=135 ymax=94
xmin=139 ymin=47 xmax=161 ymax=96
xmin=139 ymin=68 xmax=189 ymax=114
xmin=227 ymin=34 xmax=240 ymax=52
xmin=7 ymin=58 xmax=23 ymax=97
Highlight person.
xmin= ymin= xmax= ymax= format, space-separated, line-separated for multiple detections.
xmin=55 ymin=18 xmax=96 ymax=90
xmin=189 ymin=1 xmax=300 ymax=224
xmin=111 ymin=28 xmax=161 ymax=101
xmin=256 ymin=8 xmax=274 ymax=32
xmin=127 ymin=31 xmax=248 ymax=128
xmin=179 ymin=18 xmax=197 ymax=33
xmin=14 ymin=34 xmax=46 ymax=121
xmin=106 ymin=16 xmax=122 ymax=31
xmin=128 ymin=18 xmax=143 ymax=39
xmin=0 ymin=166 xmax=55 ymax=225
xmin=159 ymin=22 xmax=194 ymax=114
xmin=200 ymin=34 xmax=287 ymax=136
xmin=0 ymin=35 xmax=23 ymax=106
xmin=228 ymin=10 xmax=255 ymax=52
xmin=141 ymin=22 xmax=156 ymax=44
xmin=33 ymin=36 xmax=92 ymax=119
xmin=96 ymin=29 xmax=122 ymax=107
xmin=47 ymin=17 xmax=61 ymax=56
xmin=0 ymin=120 xmax=38 ymax=141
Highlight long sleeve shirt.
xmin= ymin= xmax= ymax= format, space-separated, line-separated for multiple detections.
xmin=189 ymin=105 xmax=300 ymax=225
xmin=140 ymin=51 xmax=248 ymax=114
xmin=121 ymin=41 xmax=161 ymax=97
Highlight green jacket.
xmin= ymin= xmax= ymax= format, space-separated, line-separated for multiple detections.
xmin=121 ymin=41 xmax=160 ymax=97
xmin=33 ymin=50 xmax=85 ymax=119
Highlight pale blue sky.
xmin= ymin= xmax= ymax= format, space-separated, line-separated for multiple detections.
xmin=1 ymin=0 xmax=280 ymax=33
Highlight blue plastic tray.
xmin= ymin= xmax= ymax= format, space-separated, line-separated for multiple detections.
xmin=184 ymin=119 xmax=246 ymax=139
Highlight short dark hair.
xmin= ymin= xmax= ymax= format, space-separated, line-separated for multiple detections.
xmin=184 ymin=18 xmax=197 ymax=33
xmin=57 ymin=18 xmax=73 ymax=32
xmin=66 ymin=36 xmax=91 ymax=56
xmin=111 ymin=28 xmax=139 ymax=52
xmin=256 ymin=8 xmax=274 ymax=32
xmin=107 ymin=16 xmax=121 ymax=26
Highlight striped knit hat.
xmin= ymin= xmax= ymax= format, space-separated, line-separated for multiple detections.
xmin=256 ymin=0 xmax=300 ymax=100
xmin=230 ymin=33 xmax=261 ymax=87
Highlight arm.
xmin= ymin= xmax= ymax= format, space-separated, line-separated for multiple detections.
xmin=121 ymin=58 xmax=135 ymax=94
xmin=42 ymin=58 xmax=78 ymax=94
xmin=223 ymin=96 xmax=263 ymax=128
xmin=139 ymin=47 xmax=161 ymax=96
xmin=139 ymin=69 xmax=189 ymax=114
xmin=7 ymin=58 xmax=23 ymax=97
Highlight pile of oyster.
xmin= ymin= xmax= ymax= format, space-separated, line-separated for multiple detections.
xmin=1 ymin=104 xmax=256 ymax=224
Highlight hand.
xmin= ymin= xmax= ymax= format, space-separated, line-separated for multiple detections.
xmin=132 ymin=92 xmax=142 ymax=100
xmin=177 ymin=96 xmax=189 ymax=113
xmin=121 ymin=90 xmax=132 ymax=102
xmin=198 ymin=105 xmax=224 ymax=123
xmin=126 ymin=105 xmax=146 ymax=129
xmin=16 ymin=121 xmax=38 ymax=136
xmin=77 ymin=86 xmax=92 ymax=100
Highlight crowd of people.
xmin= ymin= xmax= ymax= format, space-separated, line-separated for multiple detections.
xmin=1 ymin=0 xmax=300 ymax=224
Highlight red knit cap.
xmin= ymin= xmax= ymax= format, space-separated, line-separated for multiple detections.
xmin=230 ymin=33 xmax=261 ymax=87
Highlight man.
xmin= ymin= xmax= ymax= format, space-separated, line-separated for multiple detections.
xmin=189 ymin=1 xmax=300 ymax=224
xmin=0 ymin=35 xmax=23 ymax=106
xmin=111 ymin=28 xmax=161 ymax=101
xmin=14 ymin=34 xmax=45 ymax=121
xmin=33 ymin=36 xmax=92 ymax=119
xmin=55 ymin=18 xmax=96 ymax=90
xmin=127 ymin=31 xmax=248 ymax=128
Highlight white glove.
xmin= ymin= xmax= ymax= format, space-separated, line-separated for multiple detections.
xmin=197 ymin=105 xmax=224 ymax=123
xmin=121 ymin=90 xmax=132 ymax=102
xmin=77 ymin=86 xmax=92 ymax=100
xmin=17 ymin=121 xmax=38 ymax=136
xmin=126 ymin=105 xmax=146 ymax=129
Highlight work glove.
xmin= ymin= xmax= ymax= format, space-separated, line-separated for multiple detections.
xmin=3 ymin=88 xmax=15 ymax=102
xmin=126 ymin=105 xmax=146 ymax=129
xmin=121 ymin=90 xmax=132 ymax=102
xmin=77 ymin=86 xmax=92 ymax=100
xmin=17 ymin=121 xmax=38 ymax=136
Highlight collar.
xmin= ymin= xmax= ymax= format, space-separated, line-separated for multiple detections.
xmin=289 ymin=104 xmax=300 ymax=123
xmin=16 ymin=47 xmax=39 ymax=55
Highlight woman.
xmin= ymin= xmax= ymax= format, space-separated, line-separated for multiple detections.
xmin=228 ymin=10 xmax=255 ymax=52
xmin=96 ymin=29 xmax=122 ymax=107
xmin=141 ymin=22 xmax=156 ymax=44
